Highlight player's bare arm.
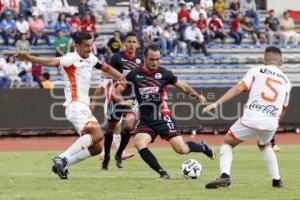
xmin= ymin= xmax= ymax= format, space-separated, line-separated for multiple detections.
xmin=174 ymin=80 xmax=207 ymax=104
xmin=100 ymin=62 xmax=126 ymax=83
xmin=113 ymin=84 xmax=135 ymax=107
xmin=202 ymin=82 xmax=245 ymax=113
xmin=15 ymin=52 xmax=59 ymax=66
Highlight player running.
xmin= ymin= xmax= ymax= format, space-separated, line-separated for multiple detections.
xmin=101 ymin=32 xmax=143 ymax=170
xmin=113 ymin=44 xmax=215 ymax=179
xmin=15 ymin=32 xmax=124 ymax=179
xmin=203 ymin=46 xmax=291 ymax=188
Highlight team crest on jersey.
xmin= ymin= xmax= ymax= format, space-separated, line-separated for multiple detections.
xmin=155 ymin=73 xmax=162 ymax=79
xmin=135 ymin=58 xmax=142 ymax=65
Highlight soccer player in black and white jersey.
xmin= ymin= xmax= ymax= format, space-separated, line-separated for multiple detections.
xmin=113 ymin=44 xmax=216 ymax=179
xmin=102 ymin=32 xmax=143 ymax=170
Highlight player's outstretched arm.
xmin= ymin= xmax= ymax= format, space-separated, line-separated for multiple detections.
xmin=113 ymin=84 xmax=135 ymax=107
xmin=202 ymin=83 xmax=245 ymax=113
xmin=174 ymin=80 xmax=207 ymax=104
xmin=100 ymin=62 xmax=125 ymax=83
xmin=15 ymin=52 xmax=59 ymax=66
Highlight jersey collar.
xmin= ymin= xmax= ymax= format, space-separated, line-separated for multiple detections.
xmin=122 ymin=50 xmax=137 ymax=61
xmin=141 ymin=65 xmax=159 ymax=75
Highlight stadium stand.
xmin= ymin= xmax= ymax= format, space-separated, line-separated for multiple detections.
xmin=0 ymin=0 xmax=300 ymax=89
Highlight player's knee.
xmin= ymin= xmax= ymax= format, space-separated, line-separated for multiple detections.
xmin=257 ymin=142 xmax=270 ymax=151
xmin=88 ymin=142 xmax=102 ymax=156
xmin=174 ymin=145 xmax=189 ymax=154
xmin=134 ymin=136 xmax=147 ymax=150
xmin=88 ymin=126 xmax=104 ymax=144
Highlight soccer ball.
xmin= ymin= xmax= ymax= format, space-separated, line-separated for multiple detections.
xmin=181 ymin=159 xmax=202 ymax=179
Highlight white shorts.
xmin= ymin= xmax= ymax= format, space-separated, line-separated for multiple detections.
xmin=229 ymin=119 xmax=276 ymax=145
xmin=65 ymin=101 xmax=98 ymax=135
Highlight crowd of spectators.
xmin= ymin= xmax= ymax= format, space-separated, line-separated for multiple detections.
xmin=0 ymin=0 xmax=300 ymax=89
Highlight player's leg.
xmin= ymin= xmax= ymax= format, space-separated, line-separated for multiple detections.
xmin=167 ymin=135 xmax=215 ymax=159
xmin=115 ymin=112 xmax=136 ymax=168
xmin=271 ymin=135 xmax=281 ymax=152
xmin=134 ymin=131 xmax=170 ymax=180
xmin=101 ymin=120 xmax=117 ymax=170
xmin=258 ymin=132 xmax=282 ymax=188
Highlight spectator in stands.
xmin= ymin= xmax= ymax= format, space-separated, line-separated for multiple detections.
xmin=0 ymin=11 xmax=17 ymax=45
xmin=69 ymin=13 xmax=81 ymax=34
xmin=18 ymin=60 xmax=33 ymax=86
xmin=55 ymin=13 xmax=71 ymax=35
xmin=185 ymin=21 xmax=210 ymax=56
xmin=265 ymin=9 xmax=280 ymax=45
xmin=162 ymin=24 xmax=177 ymax=55
xmin=156 ymin=6 xmax=165 ymax=25
xmin=131 ymin=10 xmax=143 ymax=33
xmin=241 ymin=15 xmax=266 ymax=45
xmin=31 ymin=62 xmax=43 ymax=88
xmin=88 ymin=0 xmax=109 ymax=24
xmin=4 ymin=55 xmax=21 ymax=88
xmin=173 ymin=23 xmax=187 ymax=55
xmin=19 ymin=0 xmax=34 ymax=19
xmin=228 ymin=0 xmax=240 ymax=19
xmin=93 ymin=35 xmax=109 ymax=61
xmin=0 ymin=53 xmax=11 ymax=89
xmin=107 ymin=30 xmax=122 ymax=56
xmin=29 ymin=10 xmax=50 ymax=46
xmin=78 ymin=0 xmax=90 ymax=19
xmin=41 ymin=72 xmax=53 ymax=89
xmin=16 ymin=13 xmax=30 ymax=39
xmin=130 ymin=0 xmax=141 ymax=12
xmin=198 ymin=13 xmax=211 ymax=44
xmin=178 ymin=1 xmax=191 ymax=25
xmin=208 ymin=14 xmax=227 ymax=44
xmin=116 ymin=12 xmax=132 ymax=39
xmin=213 ymin=0 xmax=230 ymax=23
xmin=0 ymin=0 xmax=18 ymax=16
xmin=279 ymin=11 xmax=300 ymax=46
xmin=80 ymin=12 xmax=96 ymax=37
xmin=229 ymin=12 xmax=243 ymax=45
xmin=145 ymin=17 xmax=167 ymax=55
xmin=240 ymin=0 xmax=259 ymax=30
xmin=191 ymin=2 xmax=207 ymax=21
xmin=201 ymin=0 xmax=214 ymax=18
xmin=16 ymin=33 xmax=30 ymax=52
xmin=164 ymin=4 xmax=178 ymax=26
xmin=54 ymin=30 xmax=69 ymax=57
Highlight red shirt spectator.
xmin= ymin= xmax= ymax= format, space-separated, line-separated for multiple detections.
xmin=81 ymin=12 xmax=96 ymax=36
xmin=69 ymin=13 xmax=81 ymax=33
xmin=208 ymin=16 xmax=223 ymax=32
xmin=197 ymin=18 xmax=207 ymax=30
xmin=230 ymin=15 xmax=241 ymax=32
xmin=178 ymin=3 xmax=190 ymax=23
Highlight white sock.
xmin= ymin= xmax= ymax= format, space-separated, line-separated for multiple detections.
xmin=220 ymin=144 xmax=233 ymax=176
xmin=59 ymin=134 xmax=93 ymax=162
xmin=67 ymin=148 xmax=91 ymax=166
xmin=113 ymin=134 xmax=121 ymax=149
xmin=262 ymin=146 xmax=280 ymax=180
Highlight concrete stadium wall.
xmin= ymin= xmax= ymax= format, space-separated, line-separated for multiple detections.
xmin=267 ymin=0 xmax=300 ymax=16
xmin=0 ymin=88 xmax=299 ymax=134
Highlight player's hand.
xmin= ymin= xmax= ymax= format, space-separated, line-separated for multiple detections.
xmin=197 ymin=95 xmax=207 ymax=105
xmin=202 ymin=103 xmax=218 ymax=114
xmin=15 ymin=52 xmax=30 ymax=61
xmin=120 ymin=99 xmax=135 ymax=107
xmin=117 ymin=76 xmax=127 ymax=86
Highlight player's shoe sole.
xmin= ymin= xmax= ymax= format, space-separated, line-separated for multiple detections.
xmin=122 ymin=152 xmax=135 ymax=160
xmin=52 ymin=157 xmax=69 ymax=179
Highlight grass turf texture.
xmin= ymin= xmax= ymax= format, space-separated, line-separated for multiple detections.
xmin=0 ymin=145 xmax=299 ymax=200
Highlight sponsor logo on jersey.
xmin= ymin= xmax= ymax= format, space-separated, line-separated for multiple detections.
xmin=136 ymin=75 xmax=144 ymax=78
xmin=139 ymin=87 xmax=159 ymax=95
xmin=248 ymin=100 xmax=279 ymax=117
xmin=155 ymin=73 xmax=162 ymax=79
xmin=121 ymin=58 xmax=128 ymax=62
xmin=135 ymin=58 xmax=142 ymax=65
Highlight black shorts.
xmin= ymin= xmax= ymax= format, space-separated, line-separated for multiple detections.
xmin=134 ymin=116 xmax=180 ymax=142
xmin=106 ymin=102 xmax=135 ymax=122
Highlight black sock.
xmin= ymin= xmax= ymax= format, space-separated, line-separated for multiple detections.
xmin=139 ymin=147 xmax=164 ymax=175
xmin=186 ymin=141 xmax=204 ymax=153
xmin=115 ymin=129 xmax=131 ymax=157
xmin=104 ymin=131 xmax=113 ymax=158
xmin=220 ymin=173 xmax=230 ymax=178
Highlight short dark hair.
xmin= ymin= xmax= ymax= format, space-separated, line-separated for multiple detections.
xmin=73 ymin=31 xmax=92 ymax=44
xmin=125 ymin=32 xmax=138 ymax=39
xmin=144 ymin=44 xmax=160 ymax=57
xmin=42 ymin=72 xmax=51 ymax=80
xmin=265 ymin=46 xmax=282 ymax=56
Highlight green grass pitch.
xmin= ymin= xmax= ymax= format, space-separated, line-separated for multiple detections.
xmin=0 ymin=145 xmax=299 ymax=200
